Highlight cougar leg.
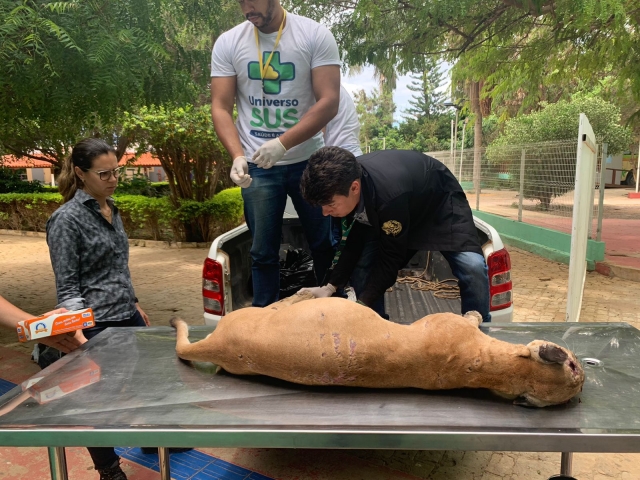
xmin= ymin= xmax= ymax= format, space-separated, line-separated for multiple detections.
xmin=463 ymin=310 xmax=483 ymax=327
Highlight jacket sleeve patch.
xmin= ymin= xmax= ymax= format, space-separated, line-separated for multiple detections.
xmin=381 ymin=220 xmax=402 ymax=236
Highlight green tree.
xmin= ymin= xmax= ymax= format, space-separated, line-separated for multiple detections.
xmin=405 ymin=61 xmax=446 ymax=121
xmin=353 ymin=88 xmax=396 ymax=149
xmin=487 ymin=95 xmax=632 ymax=209
xmin=491 ymin=95 xmax=631 ymax=153
xmin=122 ymin=104 xmax=231 ymax=242
xmin=0 ymin=0 xmax=239 ymax=168
xmin=291 ymin=0 xmax=640 ymax=125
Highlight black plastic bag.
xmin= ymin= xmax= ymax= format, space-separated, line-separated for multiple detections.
xmin=279 ymin=247 xmax=316 ymax=298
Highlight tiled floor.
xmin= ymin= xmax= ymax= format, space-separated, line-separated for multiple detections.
xmin=0 ymin=355 xmax=274 ymax=480
xmin=115 ymin=448 xmax=273 ymax=480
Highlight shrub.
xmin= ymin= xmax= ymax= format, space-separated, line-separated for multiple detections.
xmin=0 ymin=188 xmax=244 ymax=241
xmin=0 ymin=193 xmax=62 ymax=231
xmin=0 ymin=168 xmax=48 ymax=194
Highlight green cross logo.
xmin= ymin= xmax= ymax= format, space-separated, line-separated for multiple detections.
xmin=248 ymin=52 xmax=295 ymax=95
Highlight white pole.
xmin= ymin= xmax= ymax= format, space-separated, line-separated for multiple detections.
xmin=453 ymin=110 xmax=459 ymax=172
xmin=458 ymin=119 xmax=467 ymax=180
xmin=566 ymin=113 xmax=597 ymax=323
xmin=51 ymin=173 xmax=56 ymax=187
xmin=450 ymin=120 xmax=454 ymax=172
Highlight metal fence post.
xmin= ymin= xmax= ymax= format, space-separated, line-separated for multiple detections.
xmin=596 ymin=143 xmax=608 ymax=242
xmin=518 ymin=148 xmax=525 ymax=222
xmin=587 ymin=143 xmax=599 ymax=239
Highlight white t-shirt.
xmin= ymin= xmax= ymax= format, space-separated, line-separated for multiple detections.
xmin=211 ymin=13 xmax=341 ymax=165
xmin=324 ymin=85 xmax=363 ymax=156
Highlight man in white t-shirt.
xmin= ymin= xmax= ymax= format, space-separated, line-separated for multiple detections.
xmin=324 ymin=85 xmax=363 ymax=157
xmin=211 ymin=0 xmax=340 ymax=307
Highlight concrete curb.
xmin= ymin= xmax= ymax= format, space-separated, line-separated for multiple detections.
xmin=128 ymin=239 xmax=210 ymax=249
xmin=0 ymin=229 xmax=209 ymax=249
xmin=0 ymin=229 xmax=45 ymax=238
xmin=595 ymin=261 xmax=640 ymax=283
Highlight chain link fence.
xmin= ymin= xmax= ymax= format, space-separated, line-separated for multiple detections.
xmin=426 ymin=140 xmax=605 ymax=239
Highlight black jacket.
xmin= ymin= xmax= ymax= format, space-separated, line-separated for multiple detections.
xmin=328 ymin=150 xmax=482 ymax=306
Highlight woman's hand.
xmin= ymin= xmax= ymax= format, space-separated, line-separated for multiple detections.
xmin=136 ymin=303 xmax=151 ymax=326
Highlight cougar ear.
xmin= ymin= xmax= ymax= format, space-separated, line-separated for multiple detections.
xmin=538 ymin=344 xmax=568 ymax=364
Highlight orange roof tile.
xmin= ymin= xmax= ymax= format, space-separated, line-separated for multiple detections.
xmin=119 ymin=152 xmax=162 ymax=167
xmin=1 ymin=155 xmax=53 ymax=169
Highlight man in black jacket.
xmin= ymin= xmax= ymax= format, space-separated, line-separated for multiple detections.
xmin=299 ymin=146 xmax=491 ymax=322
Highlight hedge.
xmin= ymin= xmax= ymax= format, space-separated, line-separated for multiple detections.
xmin=0 ymin=188 xmax=244 ymax=242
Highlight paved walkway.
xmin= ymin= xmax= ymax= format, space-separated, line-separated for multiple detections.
xmin=474 ymin=187 xmax=640 ymax=272
xmin=1 ymin=234 xmax=640 ymax=479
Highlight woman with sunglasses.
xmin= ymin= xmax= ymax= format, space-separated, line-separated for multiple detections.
xmin=44 ymin=137 xmax=150 ymax=480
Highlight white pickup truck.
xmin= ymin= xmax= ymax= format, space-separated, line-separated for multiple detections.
xmin=202 ymin=201 xmax=513 ymax=325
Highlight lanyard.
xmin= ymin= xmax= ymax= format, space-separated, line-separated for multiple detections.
xmin=322 ymin=216 xmax=357 ymax=285
xmin=254 ymin=9 xmax=287 ymax=84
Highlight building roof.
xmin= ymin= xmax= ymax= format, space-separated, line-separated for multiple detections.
xmin=119 ymin=152 xmax=162 ymax=167
xmin=2 ymin=152 xmax=162 ymax=169
xmin=1 ymin=155 xmax=53 ymax=169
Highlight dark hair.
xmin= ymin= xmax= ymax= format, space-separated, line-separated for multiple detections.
xmin=301 ymin=146 xmax=362 ymax=206
xmin=58 ymin=138 xmax=116 ymax=203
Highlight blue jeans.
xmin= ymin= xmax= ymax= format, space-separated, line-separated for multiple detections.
xmin=348 ymin=230 xmax=491 ymax=322
xmin=242 ymin=161 xmax=333 ymax=307
xmin=441 ymin=251 xmax=491 ymax=322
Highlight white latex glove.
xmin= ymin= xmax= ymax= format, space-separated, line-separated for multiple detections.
xmin=230 ymin=156 xmax=252 ymax=188
xmin=252 ymin=138 xmax=286 ymax=169
xmin=298 ymin=283 xmax=336 ymax=298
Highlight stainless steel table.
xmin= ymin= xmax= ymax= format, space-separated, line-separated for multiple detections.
xmin=1 ymin=322 xmax=639 ymax=480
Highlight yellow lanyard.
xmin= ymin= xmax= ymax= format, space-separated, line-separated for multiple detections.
xmin=254 ymin=9 xmax=287 ymax=82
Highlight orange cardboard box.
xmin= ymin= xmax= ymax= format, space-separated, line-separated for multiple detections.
xmin=28 ymin=357 xmax=101 ymax=404
xmin=16 ymin=308 xmax=95 ymax=342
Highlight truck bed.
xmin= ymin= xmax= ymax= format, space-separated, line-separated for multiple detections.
xmin=385 ymin=286 xmax=461 ymax=325
xmin=221 ymin=218 xmax=468 ymax=324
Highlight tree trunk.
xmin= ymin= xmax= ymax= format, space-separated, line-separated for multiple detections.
xmin=470 ymin=81 xmax=483 ymax=204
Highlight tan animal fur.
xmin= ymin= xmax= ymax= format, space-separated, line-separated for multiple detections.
xmin=171 ymin=292 xmax=584 ymax=407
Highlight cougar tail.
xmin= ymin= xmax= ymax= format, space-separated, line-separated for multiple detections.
xmin=170 ymin=317 xmax=207 ymax=362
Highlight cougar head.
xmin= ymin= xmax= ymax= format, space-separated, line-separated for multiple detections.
xmin=514 ymin=340 xmax=585 ymax=408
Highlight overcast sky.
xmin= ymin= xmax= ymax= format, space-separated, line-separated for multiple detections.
xmin=341 ymin=64 xmax=452 ymax=124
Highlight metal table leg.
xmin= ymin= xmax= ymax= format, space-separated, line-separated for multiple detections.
xmin=548 ymin=452 xmax=576 ymax=480
xmin=561 ymin=452 xmax=573 ymax=475
xmin=158 ymin=447 xmax=171 ymax=480
xmin=47 ymin=447 xmax=68 ymax=480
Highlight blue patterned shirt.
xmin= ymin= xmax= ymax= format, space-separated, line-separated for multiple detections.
xmin=46 ymin=189 xmax=137 ymax=322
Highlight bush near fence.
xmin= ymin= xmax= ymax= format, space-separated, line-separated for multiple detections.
xmin=0 ymin=188 xmax=244 ymax=242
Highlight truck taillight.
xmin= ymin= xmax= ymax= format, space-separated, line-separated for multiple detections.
xmin=203 ymin=258 xmax=224 ymax=315
xmin=487 ymin=248 xmax=512 ymax=311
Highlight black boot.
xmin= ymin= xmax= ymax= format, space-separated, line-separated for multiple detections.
xmin=97 ymin=459 xmax=127 ymax=480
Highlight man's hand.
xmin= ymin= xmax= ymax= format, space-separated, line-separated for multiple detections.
xmin=252 ymin=138 xmax=286 ymax=169
xmin=298 ymin=284 xmax=336 ymax=298
xmin=230 ymin=156 xmax=252 ymax=188
xmin=39 ymin=329 xmax=87 ymax=353
xmin=136 ymin=303 xmax=150 ymax=326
